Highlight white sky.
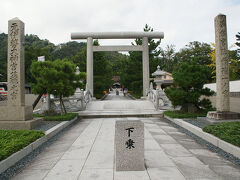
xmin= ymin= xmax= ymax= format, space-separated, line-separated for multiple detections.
xmin=0 ymin=0 xmax=239 ymax=51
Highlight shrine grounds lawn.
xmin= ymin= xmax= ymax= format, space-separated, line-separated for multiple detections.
xmin=203 ymin=122 xmax=240 ymax=147
xmin=0 ymin=130 xmax=44 ymax=161
xmin=33 ymin=113 xmax=78 ymax=121
xmin=164 ymin=110 xmax=207 ymax=118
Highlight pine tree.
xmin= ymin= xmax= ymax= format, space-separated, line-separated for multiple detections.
xmin=121 ymin=24 xmax=161 ymax=97
xmin=165 ymin=62 xmax=214 ymax=112
xmin=31 ymin=59 xmax=77 ymax=114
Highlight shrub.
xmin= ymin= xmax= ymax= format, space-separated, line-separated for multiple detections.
xmin=0 ymin=130 xmax=44 ymax=161
xmin=203 ymin=122 xmax=240 ymax=147
xmin=164 ymin=110 xmax=207 ymax=118
xmin=43 ymin=113 xmax=78 ymax=121
xmin=165 ymin=62 xmax=214 ymax=113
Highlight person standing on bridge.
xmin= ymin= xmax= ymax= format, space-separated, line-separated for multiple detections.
xmin=124 ymin=88 xmax=128 ymax=96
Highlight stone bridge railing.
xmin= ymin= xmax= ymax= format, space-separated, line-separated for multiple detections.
xmin=147 ymin=88 xmax=172 ymax=110
xmin=39 ymin=90 xmax=93 ymax=113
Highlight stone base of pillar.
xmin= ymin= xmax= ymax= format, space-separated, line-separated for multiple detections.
xmin=0 ymin=106 xmax=33 ymax=121
xmin=0 ymin=118 xmax=43 ymax=130
xmin=207 ymin=111 xmax=240 ymax=120
xmin=0 ymin=105 xmax=40 ymax=129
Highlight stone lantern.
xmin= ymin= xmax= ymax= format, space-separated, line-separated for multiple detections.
xmin=152 ymin=65 xmax=166 ymax=90
xmin=74 ymin=66 xmax=83 ymax=97
xmin=151 ymin=65 xmax=172 ymax=109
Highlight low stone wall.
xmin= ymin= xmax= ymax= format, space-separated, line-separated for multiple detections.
xmin=205 ymin=95 xmax=240 ymax=113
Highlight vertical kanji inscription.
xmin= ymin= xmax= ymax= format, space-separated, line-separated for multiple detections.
xmin=9 ymin=23 xmax=19 ymax=100
xmin=7 ymin=18 xmax=25 ymax=106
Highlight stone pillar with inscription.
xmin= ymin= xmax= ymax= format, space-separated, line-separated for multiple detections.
xmin=115 ymin=120 xmax=144 ymax=171
xmin=215 ymin=14 xmax=230 ymax=112
xmin=207 ymin=14 xmax=240 ymax=120
xmin=0 ymin=18 xmax=40 ymax=129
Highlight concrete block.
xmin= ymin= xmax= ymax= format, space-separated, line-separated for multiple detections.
xmin=198 ymin=131 xmax=219 ymax=147
xmin=218 ymin=139 xmax=240 ymax=158
xmin=0 ymin=118 xmax=42 ymax=130
xmin=45 ymin=122 xmax=66 ymax=138
xmin=32 ymin=135 xmax=48 ymax=150
xmin=115 ymin=120 xmax=144 ymax=171
xmin=114 ymin=170 xmax=150 ymax=180
xmin=173 ymin=118 xmax=183 ymax=126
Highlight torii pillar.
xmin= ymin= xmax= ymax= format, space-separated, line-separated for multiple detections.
xmin=87 ymin=37 xmax=94 ymax=95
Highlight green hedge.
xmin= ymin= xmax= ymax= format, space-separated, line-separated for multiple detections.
xmin=203 ymin=122 xmax=240 ymax=147
xmin=43 ymin=113 xmax=78 ymax=121
xmin=164 ymin=110 xmax=207 ymax=118
xmin=0 ymin=130 xmax=44 ymax=161
xmin=33 ymin=114 xmax=45 ymax=118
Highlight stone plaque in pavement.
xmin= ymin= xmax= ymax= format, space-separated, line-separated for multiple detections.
xmin=115 ymin=120 xmax=144 ymax=171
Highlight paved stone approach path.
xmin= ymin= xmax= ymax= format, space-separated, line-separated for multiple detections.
xmin=12 ymin=92 xmax=240 ymax=179
xmin=12 ymin=116 xmax=240 ymax=180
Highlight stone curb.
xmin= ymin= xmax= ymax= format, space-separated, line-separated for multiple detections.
xmin=164 ymin=115 xmax=240 ymax=159
xmin=0 ymin=116 xmax=78 ymax=174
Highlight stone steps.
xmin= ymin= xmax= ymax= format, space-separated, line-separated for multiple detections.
xmin=78 ymin=111 xmax=163 ymax=119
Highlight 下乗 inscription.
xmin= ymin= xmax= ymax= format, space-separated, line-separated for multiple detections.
xmin=125 ymin=127 xmax=135 ymax=149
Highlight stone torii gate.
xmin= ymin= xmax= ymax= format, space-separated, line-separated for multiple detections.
xmin=71 ymin=32 xmax=164 ymax=97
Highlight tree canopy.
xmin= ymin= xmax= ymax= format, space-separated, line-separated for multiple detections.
xmin=31 ymin=59 xmax=77 ymax=114
xmin=165 ymin=62 xmax=214 ymax=113
xmin=208 ymin=43 xmax=240 ymax=80
xmin=120 ymin=24 xmax=162 ymax=98
xmin=236 ymin=32 xmax=240 ymax=52
xmin=1 ymin=28 xmax=240 ymax=100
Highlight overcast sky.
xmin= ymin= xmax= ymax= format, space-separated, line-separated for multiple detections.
xmin=1 ymin=0 xmax=239 ymax=51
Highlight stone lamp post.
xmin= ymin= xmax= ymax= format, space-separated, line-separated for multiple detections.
xmin=74 ymin=66 xmax=83 ymax=98
xmin=152 ymin=65 xmax=166 ymax=90
xmin=151 ymin=65 xmax=172 ymax=108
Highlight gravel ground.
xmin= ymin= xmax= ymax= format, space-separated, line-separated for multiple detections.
xmin=0 ymin=120 xmax=78 ymax=180
xmin=164 ymin=118 xmax=240 ymax=167
xmin=182 ymin=118 xmax=212 ymax=128
xmin=33 ymin=121 xmax=61 ymax=131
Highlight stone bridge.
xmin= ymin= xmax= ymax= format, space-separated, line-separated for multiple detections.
xmin=78 ymin=89 xmax=163 ymax=118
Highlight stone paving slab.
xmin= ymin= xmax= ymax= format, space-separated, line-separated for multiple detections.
xmin=12 ymin=117 xmax=240 ymax=180
xmin=147 ymin=167 xmax=186 ymax=180
xmin=114 ymin=170 xmax=150 ymax=180
xmin=78 ymin=169 xmax=113 ymax=180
